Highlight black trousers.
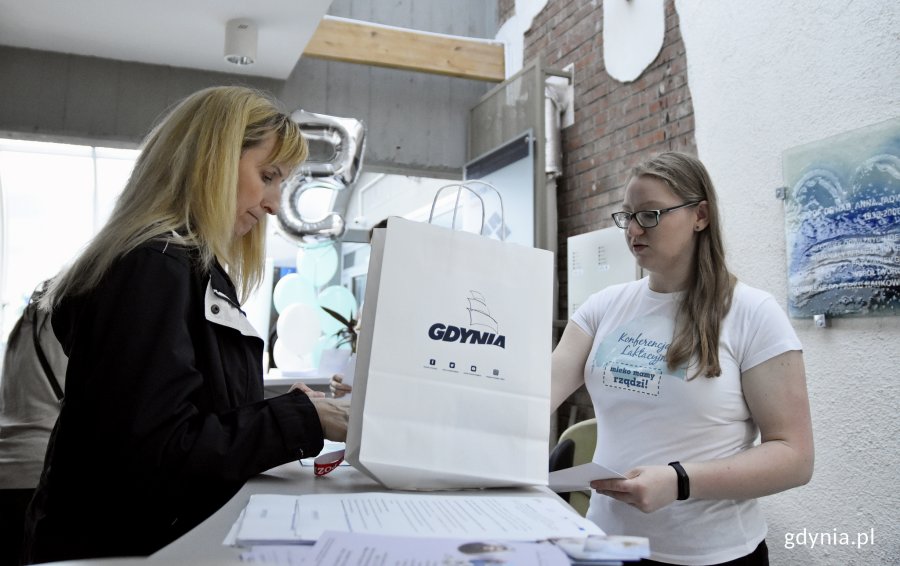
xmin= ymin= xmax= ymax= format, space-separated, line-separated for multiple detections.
xmin=0 ymin=489 xmax=34 ymax=566
xmin=639 ymin=540 xmax=768 ymax=566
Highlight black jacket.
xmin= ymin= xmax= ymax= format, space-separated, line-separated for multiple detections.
xmin=23 ymin=240 xmax=324 ymax=563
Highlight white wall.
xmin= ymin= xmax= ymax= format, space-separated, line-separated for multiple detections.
xmin=677 ymin=1 xmax=900 ymax=564
xmin=496 ymin=0 xmax=552 ymax=77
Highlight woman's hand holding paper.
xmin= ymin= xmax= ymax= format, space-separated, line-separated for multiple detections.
xmin=329 ymin=374 xmax=353 ymax=398
xmin=590 ymin=465 xmax=678 ymax=513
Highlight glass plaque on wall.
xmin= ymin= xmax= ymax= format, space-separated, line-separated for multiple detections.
xmin=782 ymin=117 xmax=899 ymax=318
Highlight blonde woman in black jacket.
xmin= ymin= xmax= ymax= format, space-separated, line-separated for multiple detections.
xmin=23 ymin=86 xmax=348 ymax=564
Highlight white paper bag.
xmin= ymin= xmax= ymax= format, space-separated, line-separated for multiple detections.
xmin=345 ymin=217 xmax=553 ymax=490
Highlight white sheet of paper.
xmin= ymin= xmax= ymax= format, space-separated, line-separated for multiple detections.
xmin=548 ymin=462 xmax=627 ymax=492
xmin=318 ymin=349 xmax=352 ymax=376
xmin=233 ymin=492 xmax=602 ymax=546
xmin=555 ymin=534 xmax=651 ymax=561
xmin=311 ymin=531 xmax=570 ymax=565
xmin=240 ymin=544 xmax=316 ymax=564
xmin=222 ymin=508 xmax=244 ymax=546
xmin=239 ymin=533 xmax=570 ymax=565
xmin=236 ymin=495 xmax=302 ymax=546
xmin=340 ymin=354 xmax=356 ymax=388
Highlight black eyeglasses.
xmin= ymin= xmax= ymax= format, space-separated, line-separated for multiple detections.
xmin=611 ymin=201 xmax=700 ymax=229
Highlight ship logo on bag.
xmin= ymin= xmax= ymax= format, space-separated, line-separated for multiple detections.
xmin=427 ymin=290 xmax=506 ymax=348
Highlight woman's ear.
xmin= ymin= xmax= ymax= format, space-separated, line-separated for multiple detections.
xmin=695 ymin=200 xmax=710 ymax=231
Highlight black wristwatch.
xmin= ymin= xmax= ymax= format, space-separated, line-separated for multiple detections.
xmin=668 ymin=461 xmax=690 ymax=500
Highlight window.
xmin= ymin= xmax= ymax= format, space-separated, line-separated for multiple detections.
xmin=0 ymin=139 xmax=139 ymax=342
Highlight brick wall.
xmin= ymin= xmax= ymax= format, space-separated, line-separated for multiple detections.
xmin=524 ymin=0 xmax=697 ymax=426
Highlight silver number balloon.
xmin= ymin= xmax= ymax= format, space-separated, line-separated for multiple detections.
xmin=277 ymin=177 xmax=347 ymax=246
xmin=289 ymin=109 xmax=366 ymax=187
xmin=277 ymin=110 xmax=366 ymax=246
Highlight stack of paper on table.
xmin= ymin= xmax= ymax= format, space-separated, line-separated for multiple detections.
xmin=230 ymin=492 xmax=603 ymax=546
xmin=237 ymin=532 xmax=651 ymax=565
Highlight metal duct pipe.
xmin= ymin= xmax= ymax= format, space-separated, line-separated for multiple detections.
xmin=544 ymin=82 xmax=567 ymax=179
xmin=543 ymin=75 xmax=572 ymax=343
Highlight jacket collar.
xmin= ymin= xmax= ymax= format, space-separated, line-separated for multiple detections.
xmin=204 ymin=261 xmax=260 ymax=339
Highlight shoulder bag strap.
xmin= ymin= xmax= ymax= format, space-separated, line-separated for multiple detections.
xmin=31 ymin=306 xmax=64 ymax=402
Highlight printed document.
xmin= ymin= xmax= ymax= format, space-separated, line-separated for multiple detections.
xmin=234 ymin=492 xmax=602 ymax=546
xmin=239 ymin=531 xmax=570 ymax=565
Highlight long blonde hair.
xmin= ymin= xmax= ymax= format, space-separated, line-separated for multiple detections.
xmin=631 ymin=152 xmax=736 ymax=378
xmin=43 ymin=86 xmax=307 ymax=308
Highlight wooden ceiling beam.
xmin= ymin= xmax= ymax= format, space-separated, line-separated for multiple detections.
xmin=303 ymin=16 xmax=505 ymax=82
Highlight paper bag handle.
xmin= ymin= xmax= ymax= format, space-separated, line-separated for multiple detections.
xmin=427 ymin=181 xmax=506 ymax=241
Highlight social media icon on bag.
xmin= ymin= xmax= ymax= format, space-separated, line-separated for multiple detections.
xmin=470 ymin=365 xmax=477 ymax=373
xmin=493 ymin=369 xmax=500 ymax=376
xmin=429 ymin=359 xmax=436 ymax=366
xmin=449 ymin=362 xmax=456 ymax=369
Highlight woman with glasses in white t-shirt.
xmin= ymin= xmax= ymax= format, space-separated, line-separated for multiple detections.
xmin=551 ymin=152 xmax=814 ymax=565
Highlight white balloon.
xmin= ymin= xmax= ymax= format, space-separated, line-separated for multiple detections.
xmin=276 ymin=303 xmax=322 ymax=356
xmin=272 ymin=338 xmax=308 ymax=372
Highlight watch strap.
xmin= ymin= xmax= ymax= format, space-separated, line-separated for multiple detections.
xmin=668 ymin=461 xmax=690 ymax=500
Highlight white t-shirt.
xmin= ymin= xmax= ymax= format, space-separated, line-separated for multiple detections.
xmin=572 ymin=278 xmax=801 ymax=565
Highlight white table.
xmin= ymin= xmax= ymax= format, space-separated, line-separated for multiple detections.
xmin=38 ymin=464 xmax=582 ymax=565
xmin=152 ymin=463 xmax=571 ymax=563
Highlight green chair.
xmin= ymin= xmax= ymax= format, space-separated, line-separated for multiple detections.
xmin=549 ymin=417 xmax=597 ymax=516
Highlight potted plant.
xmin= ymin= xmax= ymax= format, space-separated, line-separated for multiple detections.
xmin=321 ymin=306 xmax=359 ymax=353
